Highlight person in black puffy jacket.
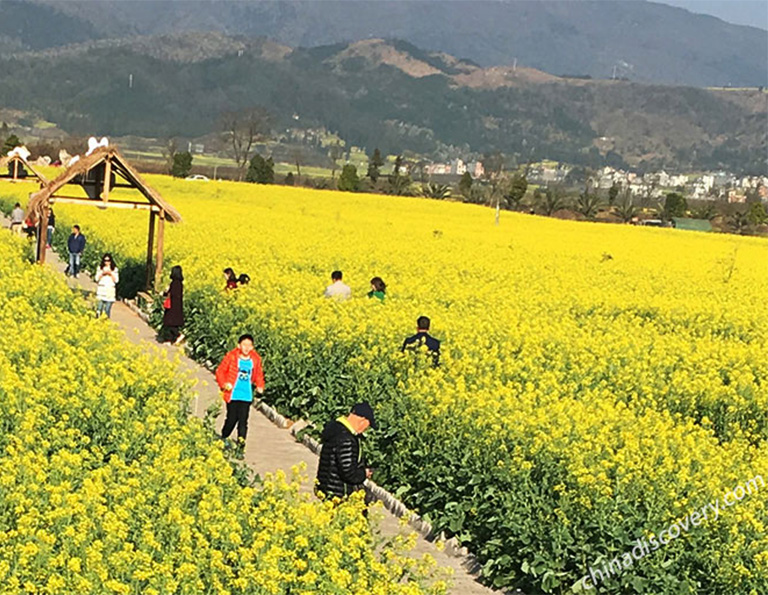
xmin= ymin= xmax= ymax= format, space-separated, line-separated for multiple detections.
xmin=315 ymin=402 xmax=377 ymax=499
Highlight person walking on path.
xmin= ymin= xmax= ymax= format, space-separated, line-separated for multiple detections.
xmin=67 ymin=225 xmax=86 ymax=277
xmin=160 ymin=265 xmax=185 ymax=344
xmin=367 ymin=276 xmax=386 ymax=302
xmin=401 ymin=315 xmax=441 ymax=367
xmin=215 ymin=333 xmax=265 ymax=444
xmin=46 ymin=209 xmax=55 ymax=249
xmin=95 ymin=253 xmax=119 ymax=319
xmin=315 ymin=402 xmax=376 ymax=500
xmin=10 ymin=203 xmax=24 ymax=235
xmin=324 ymin=270 xmax=352 ymax=299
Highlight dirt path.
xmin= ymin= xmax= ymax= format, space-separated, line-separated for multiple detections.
xmin=25 ymin=236 xmax=507 ymax=595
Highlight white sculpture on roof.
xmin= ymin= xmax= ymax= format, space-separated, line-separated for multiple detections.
xmin=85 ymin=136 xmax=109 ymax=157
xmin=6 ymin=146 xmax=31 ymax=161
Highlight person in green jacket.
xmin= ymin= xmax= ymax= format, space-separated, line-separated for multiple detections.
xmin=367 ymin=276 xmax=386 ymax=301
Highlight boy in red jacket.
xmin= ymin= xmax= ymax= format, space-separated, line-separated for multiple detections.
xmin=215 ymin=334 xmax=265 ymax=443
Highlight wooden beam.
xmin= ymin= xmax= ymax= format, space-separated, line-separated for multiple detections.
xmin=146 ymin=210 xmax=156 ymax=290
xmin=154 ymin=210 xmax=165 ymax=290
xmin=102 ymin=157 xmax=112 ymax=202
xmin=38 ymin=205 xmax=49 ymax=264
xmin=49 ymin=196 xmax=161 ymax=211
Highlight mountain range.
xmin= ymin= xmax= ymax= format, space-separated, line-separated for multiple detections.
xmin=0 ymin=31 xmax=765 ymax=174
xmin=2 ymin=0 xmax=767 ymax=88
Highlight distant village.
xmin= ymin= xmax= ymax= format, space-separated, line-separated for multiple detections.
xmin=423 ymin=158 xmax=768 ymax=202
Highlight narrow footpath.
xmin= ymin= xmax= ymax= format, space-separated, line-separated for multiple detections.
xmin=29 ymin=237 xmax=506 ymax=595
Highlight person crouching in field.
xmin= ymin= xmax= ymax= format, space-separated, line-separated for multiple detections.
xmin=95 ymin=253 xmax=119 ymax=319
xmin=223 ymin=267 xmax=238 ymax=290
xmin=315 ymin=402 xmax=376 ymax=500
xmin=215 ymin=334 xmax=265 ymax=444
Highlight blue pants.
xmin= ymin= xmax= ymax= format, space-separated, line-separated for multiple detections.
xmin=68 ymin=252 xmax=81 ymax=277
xmin=96 ymin=300 xmax=113 ymax=318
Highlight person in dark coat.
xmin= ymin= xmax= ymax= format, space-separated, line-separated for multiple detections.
xmin=66 ymin=225 xmax=86 ymax=277
xmin=160 ymin=265 xmax=184 ymax=344
xmin=401 ymin=315 xmax=441 ymax=366
xmin=315 ymin=402 xmax=376 ymax=500
xmin=46 ymin=209 xmax=55 ymax=249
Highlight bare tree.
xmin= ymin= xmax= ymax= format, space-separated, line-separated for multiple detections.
xmin=220 ymin=107 xmax=272 ymax=181
xmin=328 ymin=142 xmax=344 ymax=180
xmin=161 ymin=137 xmax=177 ymax=175
xmin=292 ymin=147 xmax=304 ymax=183
xmin=482 ymin=151 xmax=506 ymax=224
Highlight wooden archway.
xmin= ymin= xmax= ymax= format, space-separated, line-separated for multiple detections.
xmin=27 ymin=146 xmax=182 ymax=290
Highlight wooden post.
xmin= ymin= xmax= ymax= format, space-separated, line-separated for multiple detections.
xmin=154 ymin=211 xmax=165 ymax=290
xmin=38 ymin=205 xmax=49 ymax=264
xmin=12 ymin=159 xmax=18 ymax=181
xmin=145 ymin=210 xmax=156 ymax=290
xmin=102 ymin=158 xmax=112 ymax=202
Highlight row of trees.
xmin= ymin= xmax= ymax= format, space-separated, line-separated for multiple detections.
xmin=327 ymin=158 xmax=767 ymax=235
xmin=6 ymin=110 xmax=766 ymax=236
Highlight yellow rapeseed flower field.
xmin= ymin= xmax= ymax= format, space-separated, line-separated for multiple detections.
xmin=2 ymin=174 xmax=766 ymax=593
xmin=0 ymin=229 xmax=446 ymax=595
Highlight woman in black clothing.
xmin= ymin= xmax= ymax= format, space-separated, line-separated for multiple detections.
xmin=160 ymin=265 xmax=185 ymax=344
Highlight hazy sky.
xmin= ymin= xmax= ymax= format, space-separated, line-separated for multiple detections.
xmin=660 ymin=0 xmax=768 ymax=30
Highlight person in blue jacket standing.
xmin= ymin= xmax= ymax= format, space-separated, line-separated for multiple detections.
xmin=66 ymin=225 xmax=86 ymax=278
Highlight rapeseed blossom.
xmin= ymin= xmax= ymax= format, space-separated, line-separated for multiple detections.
xmin=2 ymin=173 xmax=766 ymax=593
xmin=0 ymin=230 xmax=446 ymax=594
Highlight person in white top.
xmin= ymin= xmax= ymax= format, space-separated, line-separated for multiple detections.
xmin=10 ymin=203 xmax=24 ymax=235
xmin=324 ymin=270 xmax=352 ymax=300
xmin=95 ymin=253 xmax=119 ymax=318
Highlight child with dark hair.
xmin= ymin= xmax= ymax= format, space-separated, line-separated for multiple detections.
xmin=237 ymin=273 xmax=251 ymax=286
xmin=215 ymin=334 xmax=265 ymax=443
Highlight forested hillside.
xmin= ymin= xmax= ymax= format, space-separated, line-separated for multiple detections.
xmin=1 ymin=34 xmax=765 ymax=173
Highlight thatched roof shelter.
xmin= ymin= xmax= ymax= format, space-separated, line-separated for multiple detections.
xmin=0 ymin=153 xmax=48 ymax=184
xmin=28 ymin=146 xmax=181 ymax=289
xmin=29 ymin=146 xmax=181 ymax=222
